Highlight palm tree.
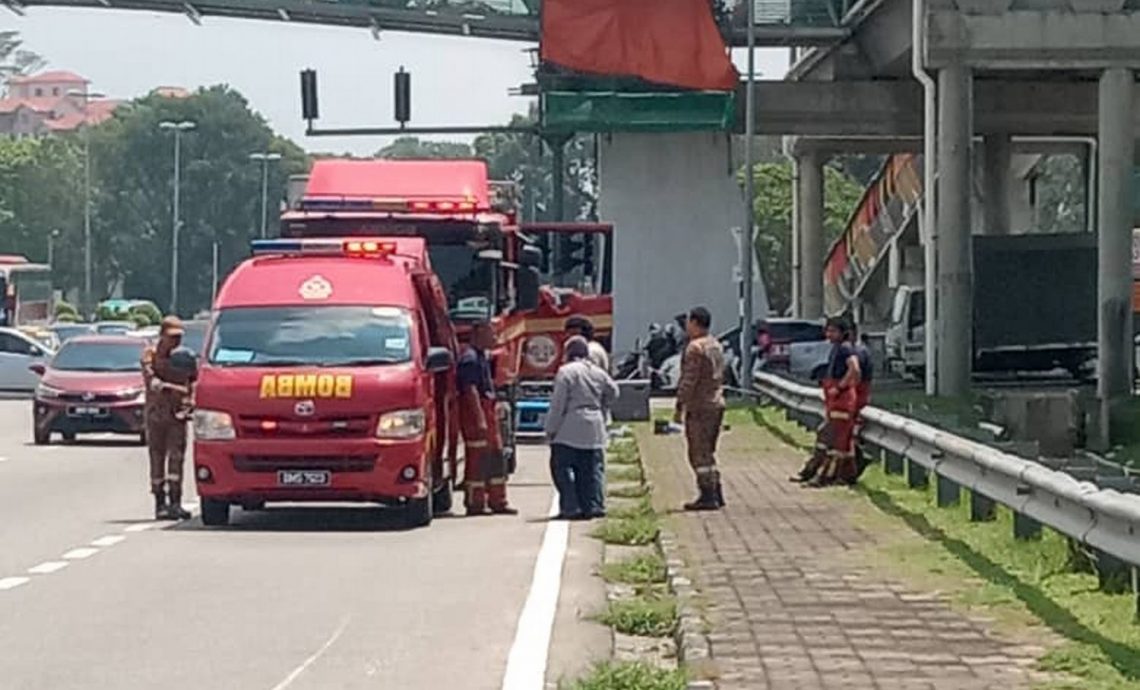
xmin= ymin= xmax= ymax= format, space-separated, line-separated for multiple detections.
xmin=0 ymin=31 xmax=45 ymax=82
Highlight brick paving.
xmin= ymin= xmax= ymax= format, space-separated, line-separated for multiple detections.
xmin=638 ymin=422 xmax=1048 ymax=690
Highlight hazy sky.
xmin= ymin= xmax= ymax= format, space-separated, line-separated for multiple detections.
xmin=11 ymin=8 xmax=790 ymax=155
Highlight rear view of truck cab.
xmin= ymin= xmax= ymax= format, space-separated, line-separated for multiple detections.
xmin=192 ymin=237 xmax=455 ymax=528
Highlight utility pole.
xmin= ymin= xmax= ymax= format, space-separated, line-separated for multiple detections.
xmin=211 ymin=241 xmax=219 ymax=302
xmin=159 ymin=120 xmax=196 ymax=314
xmin=47 ymin=229 xmax=60 ymax=268
xmin=740 ymin=0 xmax=758 ymax=388
xmin=68 ymin=89 xmax=106 ymax=316
xmin=249 ymin=152 xmax=282 ymax=238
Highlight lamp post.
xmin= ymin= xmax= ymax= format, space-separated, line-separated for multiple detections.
xmin=159 ymin=120 xmax=196 ymax=314
xmin=47 ymin=229 xmax=60 ymax=268
xmin=249 ymin=152 xmax=282 ymax=238
xmin=740 ymin=0 xmax=758 ymax=387
xmin=68 ymin=89 xmax=106 ymax=315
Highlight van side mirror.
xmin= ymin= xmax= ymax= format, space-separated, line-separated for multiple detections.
xmin=426 ymin=346 xmax=453 ymax=373
xmin=29 ymin=363 xmax=45 ymax=376
xmin=517 ymin=267 xmax=540 ymax=311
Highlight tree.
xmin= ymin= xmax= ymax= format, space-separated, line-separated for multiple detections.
xmin=747 ymin=160 xmax=864 ymax=315
xmin=0 ymin=31 xmax=44 ymax=79
xmin=1033 ymin=154 xmax=1086 ymax=235
xmin=377 ymin=137 xmax=472 ymax=159
xmin=88 ymin=86 xmax=309 ymax=314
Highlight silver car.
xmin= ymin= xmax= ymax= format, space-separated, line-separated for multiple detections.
xmin=0 ymin=327 xmax=54 ymax=392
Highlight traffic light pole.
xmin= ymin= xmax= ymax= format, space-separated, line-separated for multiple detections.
xmin=545 ymin=133 xmax=571 ymax=285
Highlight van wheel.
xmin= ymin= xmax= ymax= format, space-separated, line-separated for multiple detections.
xmin=200 ymin=498 xmax=230 ymax=527
xmin=62 ymin=431 xmax=77 ymax=443
xmin=432 ymin=477 xmax=454 ymax=515
xmin=405 ymin=494 xmax=433 ymax=528
xmin=137 ymin=432 xmax=147 ymax=447
xmin=33 ymin=428 xmax=50 ymax=445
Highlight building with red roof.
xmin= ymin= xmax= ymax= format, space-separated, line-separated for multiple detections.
xmin=0 ymin=70 xmax=124 ymax=136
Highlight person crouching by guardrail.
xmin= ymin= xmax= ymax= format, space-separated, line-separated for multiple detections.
xmin=790 ymin=316 xmax=862 ymax=487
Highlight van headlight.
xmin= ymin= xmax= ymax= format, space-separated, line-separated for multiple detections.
xmin=35 ymin=383 xmax=63 ymax=399
xmin=193 ymin=409 xmax=236 ymax=440
xmin=376 ymin=409 xmax=425 ymax=439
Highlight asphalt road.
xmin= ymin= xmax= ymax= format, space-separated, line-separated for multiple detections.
xmin=0 ymin=401 xmax=608 ymax=690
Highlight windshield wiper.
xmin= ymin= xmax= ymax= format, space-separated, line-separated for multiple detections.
xmin=320 ymin=358 xmax=402 ymax=367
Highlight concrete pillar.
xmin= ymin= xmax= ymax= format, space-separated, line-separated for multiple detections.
xmin=982 ymin=134 xmax=1012 ymax=235
xmin=936 ymin=64 xmax=974 ymax=398
xmin=790 ymin=156 xmax=802 ymax=317
xmin=1096 ymin=67 xmax=1135 ymax=432
xmin=798 ymin=151 xmax=825 ymax=319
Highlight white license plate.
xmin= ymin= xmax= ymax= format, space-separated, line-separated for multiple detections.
xmin=277 ymin=470 xmax=331 ymax=487
xmin=68 ymin=406 xmax=107 ymax=417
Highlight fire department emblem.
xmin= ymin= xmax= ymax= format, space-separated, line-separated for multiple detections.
xmin=294 ymin=400 xmax=315 ymax=417
xmin=299 ymin=275 xmax=332 ymax=300
xmin=523 ymin=335 xmax=558 ymax=370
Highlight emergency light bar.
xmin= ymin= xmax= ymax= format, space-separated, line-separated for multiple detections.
xmin=250 ymin=238 xmax=397 ymax=258
xmin=298 ymin=196 xmax=483 ymax=214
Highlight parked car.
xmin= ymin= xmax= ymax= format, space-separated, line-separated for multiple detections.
xmin=50 ymin=322 xmax=96 ymax=344
xmin=0 ymin=327 xmax=53 ymax=392
xmin=756 ymin=318 xmax=826 ymax=371
xmin=18 ymin=326 xmax=60 ymax=352
xmin=30 ymin=335 xmax=148 ymax=445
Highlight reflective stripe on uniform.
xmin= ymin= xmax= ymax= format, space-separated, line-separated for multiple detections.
xmin=695 ymin=466 xmax=717 ymax=475
xmin=829 ymin=411 xmax=850 ymax=421
xmin=487 ymin=476 xmax=507 ymax=486
xmin=466 ymin=440 xmax=489 ymax=449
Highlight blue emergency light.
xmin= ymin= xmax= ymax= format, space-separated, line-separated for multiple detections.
xmin=250 ymin=238 xmax=397 ymax=257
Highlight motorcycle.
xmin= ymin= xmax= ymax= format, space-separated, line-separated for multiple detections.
xmin=615 ymin=316 xmax=687 ymax=391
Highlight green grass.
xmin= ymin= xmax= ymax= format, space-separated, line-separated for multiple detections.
xmin=601 ymin=552 xmax=668 ymax=586
xmin=608 ymin=497 xmax=655 ymax=521
xmin=597 ymin=594 xmax=678 ymax=638
xmin=607 ymin=465 xmax=644 ymax=483
xmin=608 ymin=448 xmax=641 ymax=466
xmin=562 ymin=661 xmax=687 ymax=690
xmin=593 ymin=513 xmax=660 ymax=546
xmin=608 ymin=483 xmax=650 ymax=499
xmin=858 ymin=465 xmax=1140 ymax=689
xmin=867 ymin=389 xmax=986 ymax=434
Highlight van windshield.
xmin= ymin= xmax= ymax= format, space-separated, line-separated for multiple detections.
xmin=207 ymin=305 xmax=413 ymax=367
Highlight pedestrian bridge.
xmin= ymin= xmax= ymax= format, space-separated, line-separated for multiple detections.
xmin=9 ymin=0 xmax=856 ymax=45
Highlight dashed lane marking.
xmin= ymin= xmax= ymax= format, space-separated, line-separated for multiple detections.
xmin=91 ymin=535 xmax=125 ymax=547
xmin=62 ymin=547 xmax=99 ymax=560
xmin=500 ymin=493 xmax=568 ymax=690
xmin=268 ymin=616 xmax=351 ymax=690
xmin=28 ymin=561 xmax=69 ymax=575
xmin=0 ymin=577 xmax=30 ymax=591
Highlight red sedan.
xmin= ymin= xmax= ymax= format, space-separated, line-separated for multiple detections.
xmin=31 ymin=335 xmax=148 ymax=445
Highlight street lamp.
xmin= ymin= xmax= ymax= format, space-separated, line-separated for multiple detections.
xmin=47 ymin=229 xmax=61 ymax=268
xmin=68 ymin=89 xmax=106 ymax=315
xmin=740 ymin=0 xmax=758 ymax=386
xmin=159 ymin=120 xmax=197 ymax=314
xmin=249 ymin=152 xmax=282 ymax=238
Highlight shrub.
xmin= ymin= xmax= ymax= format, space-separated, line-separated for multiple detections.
xmin=54 ymin=301 xmax=78 ymax=319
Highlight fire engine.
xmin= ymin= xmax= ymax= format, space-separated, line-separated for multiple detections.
xmin=280 ymin=159 xmax=612 ymax=462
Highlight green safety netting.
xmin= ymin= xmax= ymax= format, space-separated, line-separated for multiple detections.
xmin=541 ymin=90 xmax=736 ymax=133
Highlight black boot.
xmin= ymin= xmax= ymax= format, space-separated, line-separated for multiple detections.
xmin=683 ymin=486 xmax=720 ymax=511
xmin=713 ymin=483 xmax=726 ymax=508
xmin=166 ymin=483 xmax=192 ymax=520
xmin=154 ymin=491 xmax=169 ymax=520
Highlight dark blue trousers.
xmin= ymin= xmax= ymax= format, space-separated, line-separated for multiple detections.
xmin=549 ymin=443 xmax=605 ymax=518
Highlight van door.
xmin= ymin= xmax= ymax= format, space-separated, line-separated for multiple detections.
xmin=412 ymin=273 xmax=457 ymax=486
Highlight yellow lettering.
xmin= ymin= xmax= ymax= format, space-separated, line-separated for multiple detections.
xmin=317 ymin=375 xmax=335 ymax=398
xmin=259 ymin=375 xmax=276 ymax=399
xmin=295 ymin=375 xmax=317 ymax=397
xmin=334 ymin=375 xmax=353 ymax=399
xmin=277 ymin=375 xmax=294 ymax=398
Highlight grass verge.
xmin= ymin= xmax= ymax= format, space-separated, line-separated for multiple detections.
xmin=607 ymin=465 xmax=644 ymax=483
xmin=608 ymin=483 xmax=650 ymax=499
xmin=750 ymin=401 xmax=1140 ymax=690
xmin=597 ymin=594 xmax=679 ymax=638
xmin=601 ymin=552 xmax=668 ymax=586
xmin=593 ymin=512 xmax=660 ymax=546
xmin=561 ymin=661 xmax=688 ymax=690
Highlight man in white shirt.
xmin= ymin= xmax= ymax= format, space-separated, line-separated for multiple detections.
xmin=564 ymin=315 xmax=609 ymax=372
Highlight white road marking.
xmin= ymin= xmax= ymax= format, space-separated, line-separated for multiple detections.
xmin=28 ymin=561 xmax=69 ymax=575
xmin=124 ymin=523 xmax=159 ymax=533
xmin=500 ymin=494 xmax=568 ymax=690
xmin=268 ymin=616 xmax=351 ymax=690
xmin=0 ymin=456 xmax=8 ymax=462
xmin=91 ymin=535 xmax=126 ymax=547
xmin=62 ymin=547 xmax=99 ymax=560
xmin=0 ymin=577 xmax=30 ymax=591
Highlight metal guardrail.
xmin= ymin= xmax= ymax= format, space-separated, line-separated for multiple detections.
xmin=753 ymin=372 xmax=1140 ymax=570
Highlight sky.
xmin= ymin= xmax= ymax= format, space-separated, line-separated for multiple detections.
xmin=9 ymin=8 xmax=791 ymax=155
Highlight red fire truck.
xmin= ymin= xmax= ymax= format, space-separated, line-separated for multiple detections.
xmin=279 ymin=159 xmax=613 ymax=468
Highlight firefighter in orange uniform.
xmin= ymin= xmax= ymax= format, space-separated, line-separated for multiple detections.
xmin=457 ymin=321 xmax=517 ymax=516
xmin=141 ymin=316 xmax=196 ymax=520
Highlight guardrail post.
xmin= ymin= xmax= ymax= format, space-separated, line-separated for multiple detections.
xmin=970 ymin=491 xmax=996 ymax=522
xmin=936 ymin=474 xmax=960 ymax=507
xmin=906 ymin=458 xmax=928 ymax=489
xmin=1094 ymin=551 xmax=1131 ymax=594
xmin=1013 ymin=512 xmax=1042 ymax=540
xmin=884 ymin=450 xmax=904 ymax=475
xmin=1134 ymin=567 xmax=1139 ymax=622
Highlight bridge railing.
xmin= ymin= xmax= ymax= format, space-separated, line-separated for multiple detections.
xmin=752 ymin=371 xmax=1140 ymax=585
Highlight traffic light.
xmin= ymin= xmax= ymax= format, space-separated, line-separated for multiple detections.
xmin=556 ymin=233 xmax=593 ymax=275
xmin=394 ymin=67 xmax=411 ymax=125
xmin=300 ymin=69 xmax=319 ymax=121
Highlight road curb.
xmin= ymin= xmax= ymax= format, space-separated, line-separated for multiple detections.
xmin=658 ymin=528 xmax=716 ymax=689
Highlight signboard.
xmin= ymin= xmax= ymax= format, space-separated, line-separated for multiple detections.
xmin=823 ymin=154 xmax=923 ymax=315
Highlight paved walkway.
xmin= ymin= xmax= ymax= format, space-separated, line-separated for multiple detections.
xmin=639 ymin=419 xmax=1047 ymax=690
